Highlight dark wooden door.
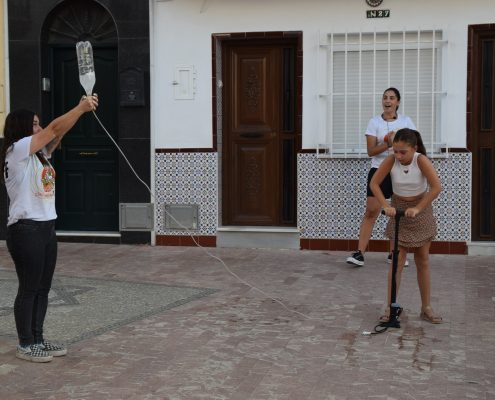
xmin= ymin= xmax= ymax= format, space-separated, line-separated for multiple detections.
xmin=52 ymin=47 xmax=119 ymax=231
xmin=222 ymin=41 xmax=297 ymax=226
xmin=472 ymin=29 xmax=495 ymax=241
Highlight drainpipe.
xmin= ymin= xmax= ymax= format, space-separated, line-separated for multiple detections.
xmin=149 ymin=0 xmax=156 ymax=246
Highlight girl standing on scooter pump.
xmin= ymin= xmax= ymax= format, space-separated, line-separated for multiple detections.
xmin=369 ymin=128 xmax=443 ymax=324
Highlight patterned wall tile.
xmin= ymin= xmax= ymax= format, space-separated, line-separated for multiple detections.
xmin=297 ymin=153 xmax=472 ymax=242
xmin=155 ymin=153 xmax=218 ymax=235
xmin=154 ymin=152 xmax=471 ymax=242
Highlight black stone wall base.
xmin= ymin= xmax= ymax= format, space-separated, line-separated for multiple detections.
xmin=56 ymin=232 xmax=152 ymax=245
xmin=57 ymin=236 xmax=122 ymax=245
xmin=121 ymin=231 xmax=151 ymax=245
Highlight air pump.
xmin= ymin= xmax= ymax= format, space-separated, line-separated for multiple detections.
xmin=364 ymin=209 xmax=405 ymax=335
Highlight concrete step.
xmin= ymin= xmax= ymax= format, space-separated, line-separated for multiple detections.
xmin=217 ymin=226 xmax=300 ymax=249
xmin=467 ymin=241 xmax=495 ymax=256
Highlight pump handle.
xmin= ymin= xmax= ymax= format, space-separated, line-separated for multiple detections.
xmin=381 ymin=209 xmax=405 ymax=217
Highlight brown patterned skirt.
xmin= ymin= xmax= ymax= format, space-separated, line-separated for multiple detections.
xmin=385 ymin=195 xmax=437 ymax=248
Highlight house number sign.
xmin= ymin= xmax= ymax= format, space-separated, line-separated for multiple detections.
xmin=367 ymin=9 xmax=390 ymax=18
xmin=365 ymin=0 xmax=389 ymax=18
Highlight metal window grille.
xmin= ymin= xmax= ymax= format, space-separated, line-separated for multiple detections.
xmin=317 ymin=29 xmax=447 ymax=158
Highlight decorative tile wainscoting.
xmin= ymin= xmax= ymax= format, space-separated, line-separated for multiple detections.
xmin=155 ymin=152 xmax=218 ymax=245
xmin=154 ymin=151 xmax=471 ymax=253
xmin=298 ymin=153 xmax=472 ymax=253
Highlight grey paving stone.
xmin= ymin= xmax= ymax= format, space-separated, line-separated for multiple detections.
xmin=0 ymin=242 xmax=493 ymax=399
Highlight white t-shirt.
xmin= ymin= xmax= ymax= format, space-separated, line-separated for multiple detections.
xmin=365 ymin=114 xmax=416 ymax=168
xmin=4 ymin=136 xmax=57 ymax=226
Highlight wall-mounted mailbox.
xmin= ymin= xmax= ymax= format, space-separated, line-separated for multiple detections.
xmin=120 ymin=68 xmax=145 ymax=107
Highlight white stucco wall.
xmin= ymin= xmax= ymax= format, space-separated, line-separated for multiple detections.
xmin=150 ymin=0 xmax=495 ymax=149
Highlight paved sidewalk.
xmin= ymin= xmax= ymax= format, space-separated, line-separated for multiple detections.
xmin=0 ymin=241 xmax=493 ymax=400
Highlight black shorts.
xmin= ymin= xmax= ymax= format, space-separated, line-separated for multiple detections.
xmin=366 ymin=168 xmax=393 ymax=199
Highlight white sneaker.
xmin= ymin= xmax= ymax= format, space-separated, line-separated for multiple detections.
xmin=16 ymin=344 xmax=53 ymax=363
xmin=387 ymin=253 xmax=409 ymax=267
xmin=347 ymin=250 xmax=364 ymax=266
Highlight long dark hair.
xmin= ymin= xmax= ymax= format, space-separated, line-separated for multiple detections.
xmin=1 ymin=109 xmax=36 ymax=183
xmin=383 ymin=87 xmax=401 ymax=111
xmin=393 ymin=128 xmax=427 ymax=156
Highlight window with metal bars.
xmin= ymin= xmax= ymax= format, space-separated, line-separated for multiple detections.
xmin=318 ymin=30 xmax=447 ymax=158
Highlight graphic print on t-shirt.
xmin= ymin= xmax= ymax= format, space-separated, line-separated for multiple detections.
xmin=31 ymin=152 xmax=56 ymax=198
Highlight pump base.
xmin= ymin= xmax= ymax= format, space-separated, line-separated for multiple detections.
xmin=382 ymin=303 xmax=403 ymax=328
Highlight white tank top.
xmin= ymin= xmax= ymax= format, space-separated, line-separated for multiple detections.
xmin=390 ymin=152 xmax=427 ymax=197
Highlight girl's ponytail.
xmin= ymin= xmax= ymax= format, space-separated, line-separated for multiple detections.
xmin=394 ymin=128 xmax=427 ymax=156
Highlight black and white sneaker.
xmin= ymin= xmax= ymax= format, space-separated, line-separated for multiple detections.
xmin=387 ymin=253 xmax=409 ymax=267
xmin=346 ymin=250 xmax=364 ymax=266
xmin=16 ymin=344 xmax=53 ymax=363
xmin=38 ymin=340 xmax=67 ymax=357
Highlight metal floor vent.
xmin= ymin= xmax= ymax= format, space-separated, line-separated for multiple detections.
xmin=164 ymin=204 xmax=199 ymax=230
xmin=119 ymin=203 xmax=154 ymax=231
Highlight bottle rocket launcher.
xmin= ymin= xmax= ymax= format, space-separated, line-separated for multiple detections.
xmin=76 ymin=41 xmax=95 ymax=95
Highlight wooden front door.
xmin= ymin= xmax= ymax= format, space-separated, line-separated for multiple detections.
xmin=471 ymin=28 xmax=495 ymax=241
xmin=222 ymin=40 xmax=297 ymax=226
xmin=52 ymin=47 xmax=119 ymax=231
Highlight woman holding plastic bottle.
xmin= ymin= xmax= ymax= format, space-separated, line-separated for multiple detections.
xmin=0 ymin=94 xmax=98 ymax=362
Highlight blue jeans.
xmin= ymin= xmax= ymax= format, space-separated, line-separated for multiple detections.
xmin=6 ymin=219 xmax=57 ymax=346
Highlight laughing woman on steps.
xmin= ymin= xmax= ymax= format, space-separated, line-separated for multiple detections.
xmin=346 ymin=87 xmax=416 ymax=267
xmin=0 ymin=94 xmax=98 ymax=362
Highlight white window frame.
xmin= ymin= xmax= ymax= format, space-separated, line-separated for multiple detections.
xmin=317 ymin=29 xmax=448 ymax=158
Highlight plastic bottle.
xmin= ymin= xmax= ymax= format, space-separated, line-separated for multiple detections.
xmin=76 ymin=41 xmax=95 ymax=95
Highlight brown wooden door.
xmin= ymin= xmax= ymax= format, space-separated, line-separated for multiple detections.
xmin=222 ymin=41 xmax=297 ymax=226
xmin=471 ymin=28 xmax=495 ymax=240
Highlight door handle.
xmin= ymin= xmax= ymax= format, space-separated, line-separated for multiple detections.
xmin=79 ymin=152 xmax=99 ymax=156
xmin=240 ymin=132 xmax=263 ymax=138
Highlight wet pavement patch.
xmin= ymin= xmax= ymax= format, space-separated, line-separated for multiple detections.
xmin=0 ymin=270 xmax=216 ymax=344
